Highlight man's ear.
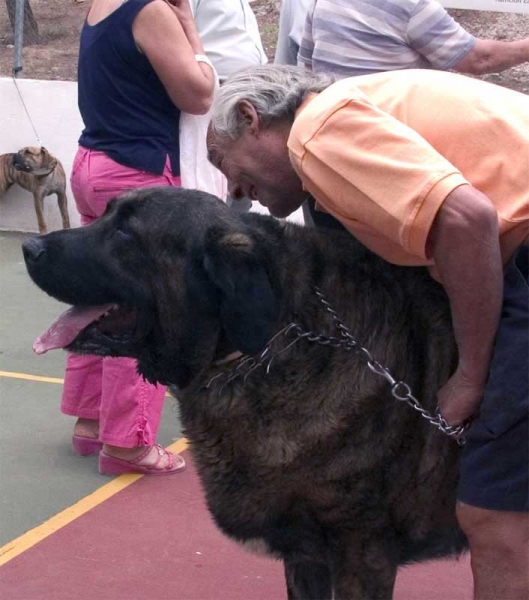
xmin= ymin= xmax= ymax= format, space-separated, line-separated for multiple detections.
xmin=203 ymin=226 xmax=278 ymax=355
xmin=237 ymin=100 xmax=261 ymax=135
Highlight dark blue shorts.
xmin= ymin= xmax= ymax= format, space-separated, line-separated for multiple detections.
xmin=457 ymin=245 xmax=529 ymax=512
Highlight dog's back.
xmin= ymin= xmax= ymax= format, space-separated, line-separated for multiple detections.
xmin=0 ymin=153 xmax=17 ymax=195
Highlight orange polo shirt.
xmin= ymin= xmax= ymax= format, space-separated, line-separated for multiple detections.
xmin=288 ymin=69 xmax=529 ymax=268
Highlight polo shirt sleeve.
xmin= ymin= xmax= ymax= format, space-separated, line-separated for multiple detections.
xmin=289 ymin=94 xmax=469 ymax=260
xmin=407 ymin=0 xmax=476 ymax=70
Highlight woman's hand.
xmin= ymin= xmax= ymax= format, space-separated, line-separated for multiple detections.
xmin=164 ymin=0 xmax=194 ymax=24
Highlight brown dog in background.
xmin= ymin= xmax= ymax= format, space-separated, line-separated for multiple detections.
xmin=0 ymin=146 xmax=70 ymax=234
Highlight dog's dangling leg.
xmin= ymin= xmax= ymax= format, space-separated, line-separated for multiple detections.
xmin=33 ymin=192 xmax=47 ymax=234
xmin=57 ymin=192 xmax=70 ymax=229
xmin=284 ymin=560 xmax=333 ymax=600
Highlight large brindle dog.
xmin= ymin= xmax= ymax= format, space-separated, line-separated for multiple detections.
xmin=1 ymin=146 xmax=70 ymax=234
xmin=23 ymin=187 xmax=467 ymax=599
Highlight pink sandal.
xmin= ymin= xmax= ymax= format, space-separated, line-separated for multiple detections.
xmin=72 ymin=434 xmax=103 ymax=457
xmin=98 ymin=444 xmax=186 ymax=476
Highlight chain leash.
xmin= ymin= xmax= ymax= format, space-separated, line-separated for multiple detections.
xmin=12 ymin=75 xmax=43 ymax=146
xmin=204 ymin=287 xmax=469 ymax=444
xmin=313 ymin=288 xmax=469 ymax=443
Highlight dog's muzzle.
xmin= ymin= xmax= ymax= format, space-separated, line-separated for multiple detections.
xmin=22 ymin=237 xmax=46 ymax=263
xmin=12 ymin=154 xmax=30 ymax=171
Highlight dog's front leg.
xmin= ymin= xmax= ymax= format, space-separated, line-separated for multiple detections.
xmin=32 ymin=191 xmax=47 ymax=234
xmin=332 ymin=537 xmax=398 ymax=600
xmin=57 ymin=191 xmax=70 ymax=229
xmin=283 ymin=559 xmax=333 ymax=600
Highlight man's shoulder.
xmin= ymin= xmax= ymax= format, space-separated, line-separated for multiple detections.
xmin=367 ymin=0 xmax=444 ymax=19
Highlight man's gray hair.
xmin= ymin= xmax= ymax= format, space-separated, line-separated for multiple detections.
xmin=210 ymin=65 xmax=334 ymax=140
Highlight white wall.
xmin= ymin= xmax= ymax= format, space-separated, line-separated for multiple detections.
xmin=0 ymin=77 xmax=83 ymax=232
xmin=0 ymin=77 xmax=304 ymax=232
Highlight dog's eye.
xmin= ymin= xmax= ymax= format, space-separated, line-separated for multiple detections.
xmin=116 ymin=227 xmax=133 ymax=239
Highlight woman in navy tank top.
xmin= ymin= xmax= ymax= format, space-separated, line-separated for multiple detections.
xmin=63 ymin=0 xmax=215 ymax=475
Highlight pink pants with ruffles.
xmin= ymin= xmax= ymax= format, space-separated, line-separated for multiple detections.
xmin=60 ymin=147 xmax=180 ymax=447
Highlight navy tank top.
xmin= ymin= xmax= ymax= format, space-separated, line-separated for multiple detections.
xmin=78 ymin=0 xmax=180 ymax=175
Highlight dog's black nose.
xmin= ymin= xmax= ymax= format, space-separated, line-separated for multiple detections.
xmin=22 ymin=237 xmax=46 ymax=263
xmin=12 ymin=153 xmax=23 ymax=169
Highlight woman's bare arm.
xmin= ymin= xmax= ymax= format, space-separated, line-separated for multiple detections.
xmin=132 ymin=0 xmax=215 ymax=115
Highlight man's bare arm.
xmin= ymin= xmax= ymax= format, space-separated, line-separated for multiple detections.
xmin=454 ymin=37 xmax=529 ymax=75
xmin=428 ymin=185 xmax=503 ymax=425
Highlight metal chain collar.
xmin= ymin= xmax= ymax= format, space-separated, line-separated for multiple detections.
xmin=205 ymin=287 xmax=469 ymax=443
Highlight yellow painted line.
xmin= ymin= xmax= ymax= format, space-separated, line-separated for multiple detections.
xmin=0 ymin=370 xmax=64 ymax=384
xmin=0 ymin=370 xmax=173 ymax=397
xmin=0 ymin=438 xmax=188 ymax=566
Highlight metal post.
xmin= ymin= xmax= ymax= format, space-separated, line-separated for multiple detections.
xmin=13 ymin=0 xmax=24 ymax=75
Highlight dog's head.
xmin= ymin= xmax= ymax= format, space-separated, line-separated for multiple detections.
xmin=22 ymin=187 xmax=280 ymax=388
xmin=13 ymin=146 xmax=57 ymax=175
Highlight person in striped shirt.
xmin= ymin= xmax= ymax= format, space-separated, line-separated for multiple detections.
xmin=298 ymin=0 xmax=529 ymax=78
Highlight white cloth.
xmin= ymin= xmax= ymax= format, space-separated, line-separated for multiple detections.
xmin=179 ymin=59 xmax=227 ymax=200
xmin=180 ymin=1 xmax=267 ymax=199
xmin=274 ymin=0 xmax=315 ymax=65
xmin=189 ymin=0 xmax=268 ymax=80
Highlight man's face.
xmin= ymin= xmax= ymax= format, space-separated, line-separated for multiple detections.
xmin=206 ymin=109 xmax=307 ymax=219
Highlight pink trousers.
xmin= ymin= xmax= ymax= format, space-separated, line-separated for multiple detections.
xmin=61 ymin=147 xmax=181 ymax=447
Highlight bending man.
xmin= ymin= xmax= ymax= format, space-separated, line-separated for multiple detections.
xmin=207 ymin=65 xmax=529 ymax=600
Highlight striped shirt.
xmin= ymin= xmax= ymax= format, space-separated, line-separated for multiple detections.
xmin=298 ymin=0 xmax=476 ymax=78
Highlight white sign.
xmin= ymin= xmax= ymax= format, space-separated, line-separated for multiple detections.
xmin=440 ymin=0 xmax=529 ymax=13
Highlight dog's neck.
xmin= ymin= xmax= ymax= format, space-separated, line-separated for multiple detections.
xmin=211 ymin=329 xmax=242 ymax=366
xmin=31 ymin=164 xmax=56 ymax=177
xmin=213 ymin=350 xmax=244 ymax=367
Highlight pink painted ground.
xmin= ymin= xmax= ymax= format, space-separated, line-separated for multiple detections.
xmin=0 ymin=451 xmax=472 ymax=599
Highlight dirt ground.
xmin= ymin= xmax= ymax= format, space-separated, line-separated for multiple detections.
xmin=0 ymin=0 xmax=529 ymax=93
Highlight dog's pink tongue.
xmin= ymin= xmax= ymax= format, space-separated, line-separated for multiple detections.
xmin=33 ymin=305 xmax=114 ymax=355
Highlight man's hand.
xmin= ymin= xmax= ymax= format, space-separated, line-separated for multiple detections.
xmin=428 ymin=185 xmax=503 ymax=431
xmin=437 ymin=367 xmax=484 ymax=426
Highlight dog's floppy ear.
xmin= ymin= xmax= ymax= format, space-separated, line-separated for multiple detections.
xmin=203 ymin=226 xmax=278 ymax=355
xmin=41 ymin=148 xmax=57 ymax=170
